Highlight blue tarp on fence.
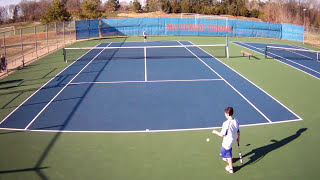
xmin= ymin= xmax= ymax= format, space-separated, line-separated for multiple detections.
xmin=76 ymin=20 xmax=99 ymax=40
xmin=78 ymin=18 xmax=304 ymax=42
xmin=101 ymin=18 xmax=232 ymax=37
xmin=101 ymin=18 xmax=165 ymax=36
xmin=230 ymin=20 xmax=282 ymax=39
xmin=282 ymin=23 xmax=304 ymax=42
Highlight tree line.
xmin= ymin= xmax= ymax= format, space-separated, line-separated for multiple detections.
xmin=0 ymin=0 xmax=319 ymax=28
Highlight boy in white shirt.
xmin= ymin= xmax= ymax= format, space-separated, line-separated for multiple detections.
xmin=143 ymin=30 xmax=147 ymax=42
xmin=212 ymin=107 xmax=240 ymax=174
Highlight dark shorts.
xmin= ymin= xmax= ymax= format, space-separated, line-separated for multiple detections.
xmin=220 ymin=146 xmax=232 ymax=158
xmin=144 ymin=36 xmax=147 ymax=39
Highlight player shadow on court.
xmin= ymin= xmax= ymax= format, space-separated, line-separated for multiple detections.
xmin=233 ymin=128 xmax=307 ymax=172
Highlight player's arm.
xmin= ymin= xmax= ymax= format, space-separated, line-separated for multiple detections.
xmin=212 ymin=129 xmax=225 ymax=137
xmin=212 ymin=121 xmax=227 ymax=137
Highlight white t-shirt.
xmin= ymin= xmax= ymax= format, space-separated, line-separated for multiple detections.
xmin=221 ymin=118 xmax=240 ymax=150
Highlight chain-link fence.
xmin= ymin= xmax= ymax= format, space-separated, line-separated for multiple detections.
xmin=305 ymin=26 xmax=320 ymax=48
xmin=0 ymin=21 xmax=76 ymax=78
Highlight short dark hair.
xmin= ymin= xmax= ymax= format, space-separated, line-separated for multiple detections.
xmin=225 ymin=107 xmax=234 ymax=116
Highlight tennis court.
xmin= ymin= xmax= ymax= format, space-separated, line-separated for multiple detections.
xmin=1 ymin=35 xmax=319 ymax=180
xmin=233 ymin=42 xmax=320 ymax=79
xmin=0 ymin=40 xmax=300 ymax=132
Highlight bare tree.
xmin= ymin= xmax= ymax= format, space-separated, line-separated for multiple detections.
xmin=65 ymin=0 xmax=82 ymax=15
xmin=0 ymin=7 xmax=8 ymax=24
xmin=39 ymin=0 xmax=53 ymax=16
xmin=7 ymin=4 xmax=20 ymax=23
xmin=19 ymin=0 xmax=42 ymax=21
xmin=260 ymin=0 xmax=319 ymax=28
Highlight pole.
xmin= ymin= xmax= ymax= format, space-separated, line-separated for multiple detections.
xmin=20 ymin=29 xmax=24 ymax=67
xmin=3 ymin=33 xmax=6 ymax=58
xmin=46 ymin=24 xmax=49 ymax=53
xmin=63 ymin=48 xmax=66 ymax=63
xmin=55 ymin=22 xmax=58 ymax=49
xmin=70 ymin=21 xmax=72 ymax=43
xmin=303 ymin=8 xmax=306 ymax=44
xmin=3 ymin=33 xmax=7 ymax=73
xmin=63 ymin=21 xmax=65 ymax=47
xmin=226 ymin=17 xmax=229 ymax=59
xmin=265 ymin=47 xmax=267 ymax=59
xmin=34 ymin=26 xmax=38 ymax=59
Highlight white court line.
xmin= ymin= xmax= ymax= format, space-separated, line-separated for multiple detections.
xmin=0 ymin=41 xmax=303 ymax=134
xmin=0 ymin=43 xmax=103 ymax=125
xmin=205 ymin=41 xmax=303 ymax=121
xmin=24 ymin=43 xmax=112 ymax=130
xmin=69 ymin=79 xmax=223 ymax=85
xmin=0 ymin=117 xmax=303 ymax=134
xmin=108 ymin=40 xmax=187 ymax=45
xmin=178 ymin=41 xmax=272 ymax=123
xmin=144 ymin=47 xmax=147 ymax=81
xmin=234 ymin=42 xmax=320 ymax=80
xmin=236 ymin=41 xmax=308 ymax=47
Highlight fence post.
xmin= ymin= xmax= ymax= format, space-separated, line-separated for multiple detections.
xmin=3 ymin=33 xmax=6 ymax=59
xmin=63 ymin=21 xmax=65 ymax=46
xmin=99 ymin=19 xmax=102 ymax=38
xmin=55 ymin=22 xmax=58 ymax=49
xmin=20 ymin=29 xmax=24 ymax=67
xmin=34 ymin=26 xmax=38 ymax=60
xmin=69 ymin=21 xmax=73 ymax=43
xmin=46 ymin=24 xmax=49 ymax=53
xmin=3 ymin=33 xmax=7 ymax=73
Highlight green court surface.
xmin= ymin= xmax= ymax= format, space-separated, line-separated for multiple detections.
xmin=0 ymin=36 xmax=319 ymax=180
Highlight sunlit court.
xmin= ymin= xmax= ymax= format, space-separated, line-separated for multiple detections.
xmin=0 ymin=1 xmax=319 ymax=179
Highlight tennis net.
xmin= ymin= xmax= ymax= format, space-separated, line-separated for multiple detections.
xmin=63 ymin=44 xmax=229 ymax=63
xmin=265 ymin=46 xmax=320 ymax=62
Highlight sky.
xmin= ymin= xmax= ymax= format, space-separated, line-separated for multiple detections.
xmin=0 ymin=0 xmax=21 ymax=7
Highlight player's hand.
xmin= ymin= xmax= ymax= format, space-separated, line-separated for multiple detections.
xmin=212 ymin=130 xmax=218 ymax=135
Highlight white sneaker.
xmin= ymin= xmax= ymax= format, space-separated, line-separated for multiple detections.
xmin=225 ymin=165 xmax=234 ymax=174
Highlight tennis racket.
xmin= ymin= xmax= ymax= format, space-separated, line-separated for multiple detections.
xmin=237 ymin=141 xmax=243 ymax=164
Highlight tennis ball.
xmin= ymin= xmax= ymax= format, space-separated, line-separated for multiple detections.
xmin=206 ymin=138 xmax=210 ymax=142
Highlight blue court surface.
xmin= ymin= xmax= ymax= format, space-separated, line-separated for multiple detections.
xmin=233 ymin=41 xmax=320 ymax=80
xmin=0 ymin=41 xmax=301 ymax=132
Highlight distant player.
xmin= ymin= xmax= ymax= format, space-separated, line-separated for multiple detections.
xmin=143 ymin=29 xmax=147 ymax=42
xmin=212 ymin=107 xmax=240 ymax=174
xmin=0 ymin=54 xmax=6 ymax=72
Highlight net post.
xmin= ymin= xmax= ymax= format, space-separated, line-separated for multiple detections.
xmin=265 ymin=46 xmax=267 ymax=59
xmin=317 ymin=52 xmax=319 ymax=62
xmin=63 ymin=48 xmax=67 ymax=63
